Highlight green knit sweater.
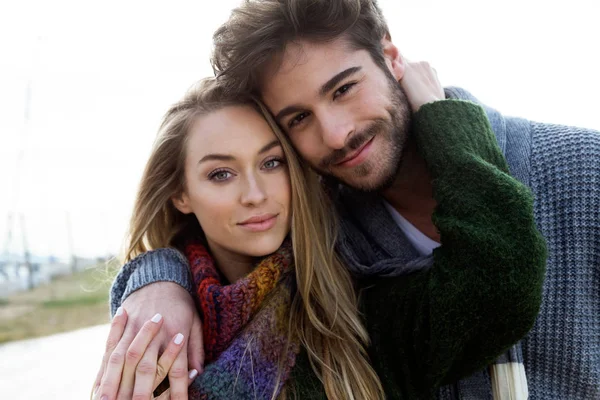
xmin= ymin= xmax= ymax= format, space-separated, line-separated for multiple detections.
xmin=286 ymin=100 xmax=547 ymax=399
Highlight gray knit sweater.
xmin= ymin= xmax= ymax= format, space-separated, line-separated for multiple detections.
xmin=452 ymin=88 xmax=600 ymax=399
xmin=110 ymin=88 xmax=600 ymax=399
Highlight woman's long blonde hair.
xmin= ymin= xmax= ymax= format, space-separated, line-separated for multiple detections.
xmin=124 ymin=78 xmax=384 ymax=400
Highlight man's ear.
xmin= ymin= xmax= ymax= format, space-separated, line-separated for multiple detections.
xmin=172 ymin=192 xmax=193 ymax=214
xmin=381 ymin=36 xmax=405 ymax=81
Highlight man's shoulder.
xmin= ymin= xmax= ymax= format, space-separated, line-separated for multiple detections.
xmin=445 ymin=86 xmax=600 ymax=183
xmin=530 ymin=120 xmax=600 ymax=147
xmin=529 ymin=121 xmax=600 ymax=176
xmin=444 ymin=86 xmax=599 ymax=148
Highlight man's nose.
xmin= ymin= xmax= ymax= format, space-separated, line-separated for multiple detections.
xmin=318 ymin=111 xmax=354 ymax=150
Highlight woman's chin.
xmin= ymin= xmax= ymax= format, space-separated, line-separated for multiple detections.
xmin=241 ymin=234 xmax=288 ymax=258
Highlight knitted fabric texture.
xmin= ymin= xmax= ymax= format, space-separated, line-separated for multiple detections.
xmin=185 ymin=239 xmax=300 ymax=399
xmin=523 ymin=121 xmax=600 ymax=399
xmin=338 ymin=100 xmax=546 ymax=399
xmin=109 ymin=88 xmax=599 ymax=397
xmin=442 ymin=88 xmax=600 ymax=400
xmin=110 ymin=97 xmax=549 ymax=399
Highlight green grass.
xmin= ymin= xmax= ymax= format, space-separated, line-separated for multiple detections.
xmin=42 ymin=293 xmax=109 ymax=308
xmin=0 ymin=261 xmax=119 ymax=344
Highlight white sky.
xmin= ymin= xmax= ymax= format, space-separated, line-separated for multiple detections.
xmin=1 ymin=0 xmax=598 ymax=258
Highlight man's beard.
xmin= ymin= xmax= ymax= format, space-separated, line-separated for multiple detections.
xmin=316 ymin=74 xmax=411 ymax=192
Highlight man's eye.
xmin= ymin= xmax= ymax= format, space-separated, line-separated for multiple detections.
xmin=334 ymin=83 xmax=355 ymax=99
xmin=289 ymin=112 xmax=309 ymax=128
xmin=209 ymin=170 xmax=233 ymax=181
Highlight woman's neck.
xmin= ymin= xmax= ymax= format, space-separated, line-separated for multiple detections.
xmin=206 ymin=239 xmax=256 ymax=283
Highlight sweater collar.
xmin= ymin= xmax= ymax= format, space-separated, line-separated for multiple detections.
xmin=333 ymin=87 xmax=509 ymax=277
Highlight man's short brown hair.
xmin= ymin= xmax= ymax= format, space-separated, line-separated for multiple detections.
xmin=212 ymin=0 xmax=390 ymax=94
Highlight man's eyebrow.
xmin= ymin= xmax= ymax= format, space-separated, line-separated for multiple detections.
xmin=319 ymin=66 xmax=362 ymax=96
xmin=274 ymin=66 xmax=362 ymax=124
xmin=197 ymin=139 xmax=280 ymax=165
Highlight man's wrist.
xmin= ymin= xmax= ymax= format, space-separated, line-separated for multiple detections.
xmin=109 ymin=248 xmax=193 ymax=316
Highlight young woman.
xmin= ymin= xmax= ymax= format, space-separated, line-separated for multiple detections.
xmin=93 ymin=66 xmax=546 ymax=400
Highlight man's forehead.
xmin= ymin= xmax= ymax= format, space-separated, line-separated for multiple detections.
xmin=259 ymin=37 xmax=365 ymax=99
xmin=272 ymin=38 xmax=355 ymax=75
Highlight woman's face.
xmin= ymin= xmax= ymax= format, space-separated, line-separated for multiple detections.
xmin=173 ymin=105 xmax=291 ymax=262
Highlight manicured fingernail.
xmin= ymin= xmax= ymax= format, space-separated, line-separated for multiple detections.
xmin=115 ymin=306 xmax=123 ymax=317
xmin=101 ymin=395 xmax=108 ymax=400
xmin=189 ymin=369 xmax=198 ymax=380
xmin=151 ymin=313 xmax=162 ymax=323
xmin=174 ymin=333 xmax=184 ymax=345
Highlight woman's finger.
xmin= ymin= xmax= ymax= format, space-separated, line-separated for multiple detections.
xmin=92 ymin=307 xmax=127 ymax=398
xmin=128 ymin=342 xmax=160 ymax=400
xmin=115 ymin=313 xmax=164 ymax=400
xmin=166 ymin=347 xmax=191 ymax=400
xmin=187 ymin=313 xmax=204 ymax=374
xmin=152 ymin=333 xmax=187 ymax=390
xmin=154 ymin=388 xmax=171 ymax=400
xmin=96 ymin=313 xmax=162 ymax=400
xmin=153 ymin=369 xmax=198 ymax=400
xmin=95 ymin=333 xmax=134 ymax=400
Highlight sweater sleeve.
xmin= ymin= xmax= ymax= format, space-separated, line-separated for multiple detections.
xmin=109 ymin=248 xmax=194 ymax=317
xmin=359 ymin=100 xmax=547 ymax=398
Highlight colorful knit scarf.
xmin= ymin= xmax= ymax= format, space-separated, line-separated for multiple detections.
xmin=184 ymin=239 xmax=300 ymax=400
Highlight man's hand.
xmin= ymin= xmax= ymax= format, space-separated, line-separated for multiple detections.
xmin=93 ymin=282 xmax=204 ymax=400
xmin=401 ymin=61 xmax=445 ymax=113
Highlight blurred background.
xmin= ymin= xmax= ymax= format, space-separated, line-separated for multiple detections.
xmin=0 ymin=0 xmax=598 ymax=398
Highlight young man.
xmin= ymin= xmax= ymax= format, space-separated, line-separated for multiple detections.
xmin=102 ymin=1 xmax=599 ymax=399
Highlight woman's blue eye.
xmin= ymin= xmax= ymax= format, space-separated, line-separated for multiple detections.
xmin=209 ymin=170 xmax=232 ymax=181
xmin=263 ymin=159 xmax=282 ymax=169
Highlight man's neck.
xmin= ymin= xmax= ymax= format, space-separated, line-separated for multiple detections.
xmin=382 ymin=138 xmax=440 ymax=242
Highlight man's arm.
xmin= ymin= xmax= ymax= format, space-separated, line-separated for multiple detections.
xmin=360 ymin=100 xmax=546 ymax=398
xmin=109 ymin=248 xmax=194 ymax=316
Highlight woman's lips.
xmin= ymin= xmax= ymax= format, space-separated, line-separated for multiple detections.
xmin=238 ymin=213 xmax=279 ymax=232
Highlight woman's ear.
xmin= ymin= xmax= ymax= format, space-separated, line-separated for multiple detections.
xmin=172 ymin=192 xmax=193 ymax=214
xmin=381 ymin=36 xmax=406 ymax=81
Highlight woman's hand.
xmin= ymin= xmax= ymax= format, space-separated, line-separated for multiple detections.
xmin=92 ymin=309 xmax=198 ymax=400
xmin=400 ymin=61 xmax=445 ymax=113
xmin=92 ymin=282 xmax=202 ymax=400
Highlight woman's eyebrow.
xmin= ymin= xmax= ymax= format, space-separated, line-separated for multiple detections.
xmin=197 ymin=153 xmax=235 ymax=165
xmin=258 ymin=139 xmax=281 ymax=154
xmin=197 ymin=139 xmax=280 ymax=165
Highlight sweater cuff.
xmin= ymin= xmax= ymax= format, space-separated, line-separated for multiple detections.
xmin=109 ymin=248 xmax=194 ymax=316
xmin=413 ymin=99 xmax=509 ymax=176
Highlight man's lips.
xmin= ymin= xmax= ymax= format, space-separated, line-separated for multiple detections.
xmin=334 ymin=137 xmax=375 ymax=168
xmin=237 ymin=213 xmax=279 ymax=232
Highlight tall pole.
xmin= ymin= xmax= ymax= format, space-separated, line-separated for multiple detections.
xmin=66 ymin=211 xmax=76 ymax=272
xmin=15 ymin=36 xmax=43 ymax=290
xmin=20 ymin=214 xmax=33 ymax=290
xmin=0 ymin=214 xmax=12 ymax=279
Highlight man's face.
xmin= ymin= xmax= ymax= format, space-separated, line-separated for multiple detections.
xmin=260 ymin=36 xmax=411 ymax=192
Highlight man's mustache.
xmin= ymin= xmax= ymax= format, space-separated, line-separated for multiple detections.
xmin=319 ymin=120 xmax=387 ymax=169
